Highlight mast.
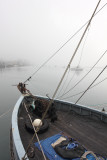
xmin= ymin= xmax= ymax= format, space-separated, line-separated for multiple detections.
xmin=41 ymin=0 xmax=101 ymax=122
xmin=22 ymin=1 xmax=102 ymax=159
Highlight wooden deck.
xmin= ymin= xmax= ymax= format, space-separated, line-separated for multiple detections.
xmin=18 ymin=98 xmax=107 ymax=160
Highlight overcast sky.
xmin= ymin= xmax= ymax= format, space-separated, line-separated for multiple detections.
xmin=0 ymin=0 xmax=107 ymax=67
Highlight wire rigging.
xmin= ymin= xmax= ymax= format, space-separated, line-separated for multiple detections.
xmin=61 ymin=77 xmax=107 ymax=100
xmin=77 ymin=28 xmax=90 ymax=67
xmin=56 ymin=67 xmax=71 ymax=98
xmin=0 ymin=108 xmax=13 ymax=119
xmin=33 ymin=0 xmax=101 ymax=137
xmin=75 ymin=65 xmax=107 ymax=104
xmin=57 ymin=27 xmax=90 ymax=98
xmin=22 ymin=2 xmax=103 ymax=159
xmin=23 ymin=3 xmax=107 ymax=84
xmin=57 ymin=50 xmax=107 ymax=99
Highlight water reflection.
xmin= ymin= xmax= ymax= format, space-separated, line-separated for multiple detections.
xmin=0 ymin=66 xmax=107 ymax=159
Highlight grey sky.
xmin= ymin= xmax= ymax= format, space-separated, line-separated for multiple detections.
xmin=0 ymin=0 xmax=107 ymax=67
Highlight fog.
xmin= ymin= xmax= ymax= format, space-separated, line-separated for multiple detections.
xmin=0 ymin=0 xmax=107 ymax=68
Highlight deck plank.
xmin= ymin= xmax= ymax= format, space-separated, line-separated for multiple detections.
xmin=18 ymin=101 xmax=107 ymax=160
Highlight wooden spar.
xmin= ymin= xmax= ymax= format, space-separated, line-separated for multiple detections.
xmin=40 ymin=0 xmax=102 ymax=122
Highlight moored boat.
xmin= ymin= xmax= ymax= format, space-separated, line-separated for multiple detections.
xmin=10 ymin=95 xmax=107 ymax=160
xmin=10 ymin=1 xmax=107 ymax=159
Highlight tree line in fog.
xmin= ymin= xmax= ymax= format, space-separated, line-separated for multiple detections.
xmin=0 ymin=60 xmax=28 ymax=68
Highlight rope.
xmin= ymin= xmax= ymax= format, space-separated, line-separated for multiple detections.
xmin=61 ymin=77 xmax=107 ymax=100
xmin=56 ymin=67 xmax=71 ymax=98
xmin=23 ymin=2 xmax=106 ymax=84
xmin=22 ymin=1 xmax=103 ymax=158
xmin=0 ymin=107 xmax=13 ymax=119
xmin=22 ymin=102 xmax=47 ymax=160
xmin=57 ymin=50 xmax=107 ymax=99
xmin=34 ymin=0 xmax=101 ymax=135
xmin=75 ymin=65 xmax=107 ymax=104
xmin=58 ymin=27 xmax=90 ymax=98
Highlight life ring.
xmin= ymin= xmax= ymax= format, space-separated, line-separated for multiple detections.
xmin=25 ymin=116 xmax=49 ymax=134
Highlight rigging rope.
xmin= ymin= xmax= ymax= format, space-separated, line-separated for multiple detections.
xmin=22 ymin=102 xmax=47 ymax=160
xmin=34 ymin=0 xmax=102 ymax=134
xmin=22 ymin=2 xmax=102 ymax=159
xmin=0 ymin=108 xmax=13 ymax=119
xmin=75 ymin=65 xmax=107 ymax=104
xmin=23 ymin=2 xmax=106 ymax=84
xmin=61 ymin=77 xmax=107 ymax=100
xmin=57 ymin=27 xmax=90 ymax=98
xmin=57 ymin=50 xmax=107 ymax=99
xmin=56 ymin=67 xmax=71 ymax=98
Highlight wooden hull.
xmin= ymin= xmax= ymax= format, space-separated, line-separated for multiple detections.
xmin=10 ymin=95 xmax=107 ymax=160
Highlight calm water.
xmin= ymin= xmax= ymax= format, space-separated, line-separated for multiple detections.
xmin=0 ymin=66 xmax=107 ymax=159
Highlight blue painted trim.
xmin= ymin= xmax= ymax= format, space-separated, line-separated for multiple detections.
xmin=12 ymin=95 xmax=29 ymax=160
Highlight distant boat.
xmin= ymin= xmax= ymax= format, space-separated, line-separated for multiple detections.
xmin=70 ymin=66 xmax=83 ymax=71
xmin=10 ymin=1 xmax=107 ymax=160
